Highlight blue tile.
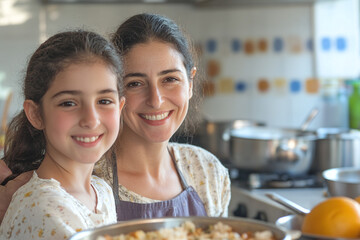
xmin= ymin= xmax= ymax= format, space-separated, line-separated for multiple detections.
xmin=336 ymin=37 xmax=346 ymax=51
xmin=231 ymin=39 xmax=241 ymax=53
xmin=321 ymin=37 xmax=331 ymax=51
xmin=206 ymin=39 xmax=217 ymax=53
xmin=235 ymin=81 xmax=246 ymax=92
xmin=290 ymin=79 xmax=301 ymax=93
xmin=273 ymin=37 xmax=283 ymax=52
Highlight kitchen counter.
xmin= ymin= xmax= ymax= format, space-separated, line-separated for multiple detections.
xmin=229 ymin=186 xmax=327 ymax=223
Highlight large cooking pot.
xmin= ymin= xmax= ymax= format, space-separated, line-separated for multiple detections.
xmin=229 ymin=126 xmax=317 ymax=176
xmin=195 ymin=119 xmax=265 ymax=161
xmin=69 ymin=217 xmax=291 ymax=240
xmin=312 ymin=128 xmax=360 ymax=173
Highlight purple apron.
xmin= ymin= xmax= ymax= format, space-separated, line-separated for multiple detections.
xmin=112 ymin=148 xmax=207 ymax=221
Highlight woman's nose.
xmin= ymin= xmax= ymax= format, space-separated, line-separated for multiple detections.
xmin=147 ymin=85 xmax=164 ymax=108
xmin=79 ymin=104 xmax=100 ymax=129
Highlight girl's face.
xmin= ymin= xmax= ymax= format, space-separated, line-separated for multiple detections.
xmin=26 ymin=61 xmax=124 ymax=166
xmin=122 ymin=40 xmax=194 ymax=143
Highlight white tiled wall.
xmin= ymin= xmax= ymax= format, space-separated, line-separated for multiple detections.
xmin=0 ymin=0 xmax=359 ymax=129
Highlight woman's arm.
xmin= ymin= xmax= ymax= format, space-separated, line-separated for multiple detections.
xmin=0 ymin=161 xmax=32 ymax=225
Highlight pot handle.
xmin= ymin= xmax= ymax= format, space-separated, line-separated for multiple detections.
xmin=266 ymin=193 xmax=309 ymax=216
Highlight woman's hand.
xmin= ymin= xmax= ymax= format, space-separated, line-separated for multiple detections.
xmin=0 ymin=161 xmax=32 ymax=224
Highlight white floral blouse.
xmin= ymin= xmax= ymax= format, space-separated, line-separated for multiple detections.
xmin=95 ymin=143 xmax=231 ymax=217
xmin=0 ymin=172 xmax=116 ymax=240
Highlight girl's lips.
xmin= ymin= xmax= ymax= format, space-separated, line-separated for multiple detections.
xmin=72 ymin=134 xmax=103 ymax=146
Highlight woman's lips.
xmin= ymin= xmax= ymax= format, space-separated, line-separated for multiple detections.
xmin=140 ymin=111 xmax=170 ymax=121
xmin=139 ymin=111 xmax=173 ymax=125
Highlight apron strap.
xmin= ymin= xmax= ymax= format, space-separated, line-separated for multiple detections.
xmin=167 ymin=146 xmax=189 ymax=189
xmin=111 ymin=152 xmax=121 ymax=207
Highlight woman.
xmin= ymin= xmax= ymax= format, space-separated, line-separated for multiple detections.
xmin=95 ymin=13 xmax=231 ymax=220
xmin=0 ymin=13 xmax=231 ymax=223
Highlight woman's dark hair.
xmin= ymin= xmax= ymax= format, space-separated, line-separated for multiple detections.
xmin=111 ymin=13 xmax=203 ymax=139
xmin=3 ymin=30 xmax=123 ymax=178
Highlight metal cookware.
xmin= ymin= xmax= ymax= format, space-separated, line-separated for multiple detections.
xmin=229 ymin=126 xmax=317 ymax=175
xmin=266 ymin=193 xmax=309 ymax=216
xmin=322 ymin=167 xmax=360 ymax=198
xmin=69 ymin=216 xmax=291 ymax=240
xmin=276 ymin=214 xmax=360 ymax=240
xmin=312 ymin=129 xmax=360 ymax=173
xmin=196 ymin=119 xmax=265 ymax=161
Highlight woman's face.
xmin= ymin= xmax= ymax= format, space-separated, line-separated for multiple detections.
xmin=122 ymin=40 xmax=193 ymax=143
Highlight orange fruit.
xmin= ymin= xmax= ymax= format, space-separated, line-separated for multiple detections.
xmin=301 ymin=197 xmax=360 ymax=238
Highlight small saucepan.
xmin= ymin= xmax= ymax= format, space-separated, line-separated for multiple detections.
xmin=322 ymin=167 xmax=360 ymax=199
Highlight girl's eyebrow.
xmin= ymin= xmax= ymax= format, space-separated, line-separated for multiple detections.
xmin=51 ymin=89 xmax=118 ymax=99
xmin=124 ymin=69 xmax=181 ymax=79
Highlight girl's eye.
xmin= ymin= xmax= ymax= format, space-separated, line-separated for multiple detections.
xmin=59 ymin=101 xmax=76 ymax=107
xmin=98 ymin=99 xmax=112 ymax=105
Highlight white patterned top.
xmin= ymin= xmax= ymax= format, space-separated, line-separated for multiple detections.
xmin=95 ymin=143 xmax=231 ymax=217
xmin=0 ymin=172 xmax=116 ymax=240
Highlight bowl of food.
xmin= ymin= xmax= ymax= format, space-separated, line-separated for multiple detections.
xmin=69 ymin=216 xmax=291 ymax=240
xmin=322 ymin=167 xmax=360 ymax=199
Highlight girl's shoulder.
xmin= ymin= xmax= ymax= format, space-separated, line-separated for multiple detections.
xmin=12 ymin=171 xmax=60 ymax=200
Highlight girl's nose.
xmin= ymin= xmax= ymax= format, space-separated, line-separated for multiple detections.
xmin=79 ymin=104 xmax=100 ymax=129
xmin=146 ymin=85 xmax=164 ymax=108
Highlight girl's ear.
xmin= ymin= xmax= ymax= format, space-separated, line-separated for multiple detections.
xmin=23 ymin=100 xmax=44 ymax=130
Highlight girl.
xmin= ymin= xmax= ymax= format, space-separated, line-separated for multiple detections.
xmin=0 ymin=30 xmax=125 ymax=239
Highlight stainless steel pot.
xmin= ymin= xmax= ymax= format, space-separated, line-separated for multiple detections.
xmin=69 ymin=217 xmax=291 ymax=240
xmin=196 ymin=119 xmax=265 ymax=161
xmin=312 ymin=129 xmax=360 ymax=173
xmin=229 ymin=126 xmax=317 ymax=176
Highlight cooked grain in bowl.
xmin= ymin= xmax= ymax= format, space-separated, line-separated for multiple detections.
xmin=96 ymin=221 xmax=275 ymax=240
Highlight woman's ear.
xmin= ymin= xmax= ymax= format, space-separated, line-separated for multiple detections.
xmin=188 ymin=67 xmax=197 ymax=99
xmin=23 ymin=100 xmax=44 ymax=130
xmin=119 ymin=96 xmax=126 ymax=113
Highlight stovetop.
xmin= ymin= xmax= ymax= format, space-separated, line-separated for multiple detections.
xmin=224 ymin=161 xmax=325 ymax=189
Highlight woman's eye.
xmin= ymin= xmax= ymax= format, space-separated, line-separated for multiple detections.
xmin=126 ymin=81 xmax=142 ymax=88
xmin=164 ymin=77 xmax=178 ymax=83
xmin=98 ymin=99 xmax=112 ymax=105
xmin=59 ymin=101 xmax=76 ymax=107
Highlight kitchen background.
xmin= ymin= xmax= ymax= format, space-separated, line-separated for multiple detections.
xmin=0 ymin=0 xmax=359 ymax=133
xmin=2 ymin=0 xmax=360 ymax=226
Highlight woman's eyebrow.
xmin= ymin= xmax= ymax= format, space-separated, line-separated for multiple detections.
xmin=124 ymin=72 xmax=146 ymax=78
xmin=158 ymin=69 xmax=181 ymax=75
